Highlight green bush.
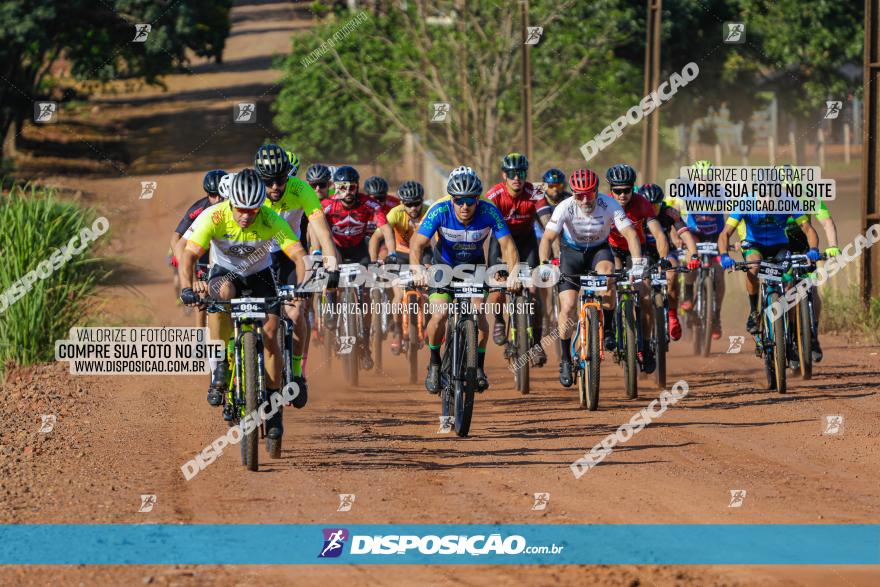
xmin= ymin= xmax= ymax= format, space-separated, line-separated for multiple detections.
xmin=821 ymin=286 xmax=880 ymax=344
xmin=0 ymin=183 xmax=108 ymax=370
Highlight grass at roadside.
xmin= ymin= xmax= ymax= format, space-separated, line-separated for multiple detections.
xmin=0 ymin=182 xmax=109 ymax=373
xmin=821 ymin=286 xmax=880 ymax=344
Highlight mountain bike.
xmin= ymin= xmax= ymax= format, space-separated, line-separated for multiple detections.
xmin=568 ymin=272 xmax=608 ymax=411
xmin=788 ymin=253 xmax=825 ymax=380
xmin=369 ymin=268 xmax=390 ymax=372
xmin=734 ymin=254 xmax=793 ymax=393
xmin=335 ymin=263 xmax=367 ymax=387
xmin=439 ymin=280 xmax=482 ymax=437
xmin=611 ymin=269 xmax=642 ymax=400
xmin=398 ymin=270 xmax=426 ymax=384
xmin=500 ymin=266 xmax=537 ymax=394
xmin=202 ymin=292 xmax=294 ymax=471
xmin=647 ymin=263 xmax=690 ymax=390
xmin=689 ymin=241 xmax=720 ymax=357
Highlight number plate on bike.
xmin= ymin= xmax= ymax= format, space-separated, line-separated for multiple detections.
xmin=758 ymin=262 xmax=784 ymax=282
xmin=697 ymin=242 xmax=719 ymax=256
xmin=453 ymin=282 xmax=482 ymax=298
xmin=231 ymin=297 xmax=267 ymax=319
xmin=651 ymin=272 xmax=667 ymax=286
xmin=580 ymin=275 xmax=608 ymax=292
xmin=339 ymin=263 xmax=361 ymax=278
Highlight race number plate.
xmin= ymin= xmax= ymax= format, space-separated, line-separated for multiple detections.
xmin=396 ymin=269 xmax=413 ymax=288
xmin=697 ymin=242 xmax=719 ymax=256
xmin=231 ymin=297 xmax=267 ymax=319
xmin=580 ymin=275 xmax=608 ymax=292
xmin=757 ymin=262 xmax=784 ymax=282
xmin=339 ymin=263 xmax=361 ymax=278
xmin=453 ymin=282 xmax=482 ymax=298
xmin=651 ymin=272 xmax=667 ymax=286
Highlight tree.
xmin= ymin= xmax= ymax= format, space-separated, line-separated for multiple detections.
xmin=0 ymin=0 xmax=233 ymax=159
xmin=274 ymin=0 xmax=640 ymax=177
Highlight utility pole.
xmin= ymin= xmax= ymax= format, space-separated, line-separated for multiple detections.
xmin=862 ymin=0 xmax=880 ymax=302
xmin=520 ymin=0 xmax=533 ymax=163
xmin=641 ymin=0 xmax=662 ymax=181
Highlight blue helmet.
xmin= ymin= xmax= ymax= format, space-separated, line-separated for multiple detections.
xmin=542 ymin=168 xmax=565 ymax=185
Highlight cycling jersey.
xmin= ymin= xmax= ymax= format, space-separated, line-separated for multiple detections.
xmin=534 ymin=191 xmax=572 ymax=239
xmin=485 ymin=181 xmax=550 ymax=237
xmin=175 ymin=196 xmax=212 ymax=235
xmin=187 ymin=201 xmax=301 ymax=276
xmin=686 ymin=212 xmax=726 ymax=237
xmin=418 ymin=199 xmax=510 ymax=264
xmin=545 ymin=194 xmax=631 ymax=251
xmin=386 ymin=203 xmax=428 ymax=254
xmin=264 ymin=176 xmax=322 ymax=244
xmin=366 ymin=194 xmax=401 ymax=237
xmin=727 ymin=212 xmax=808 ymax=247
xmin=646 ymin=203 xmax=688 ymax=245
xmin=324 ymin=195 xmax=387 ymax=249
xmin=608 ymin=192 xmax=656 ymax=250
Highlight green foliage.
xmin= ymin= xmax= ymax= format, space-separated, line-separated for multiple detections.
xmin=0 ymin=183 xmax=108 ymax=369
xmin=822 ymin=287 xmax=880 ymax=344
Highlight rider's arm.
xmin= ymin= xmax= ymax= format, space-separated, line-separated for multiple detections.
xmin=172 ymin=236 xmax=188 ymax=266
xmin=818 ymin=216 xmax=838 ymax=249
xmin=680 ymin=228 xmax=698 ymax=257
xmin=645 ymin=218 xmax=669 ymax=258
xmin=181 ymin=212 xmax=215 ymax=290
xmin=497 ymin=234 xmax=521 ymax=274
xmin=379 ymin=223 xmax=396 ymax=255
xmin=620 ymin=225 xmax=642 ymax=259
xmin=170 ymin=232 xmax=181 ymax=253
xmin=796 ymin=215 xmax=819 ymax=249
xmin=717 ymin=221 xmax=738 ymax=256
xmin=538 ymin=228 xmax=559 ymax=264
xmin=368 ymin=227 xmax=383 ymax=262
xmin=410 ymin=233 xmax=431 ymax=267
xmin=307 ymin=212 xmax=339 ymax=271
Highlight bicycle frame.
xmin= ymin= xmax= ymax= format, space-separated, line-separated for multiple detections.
xmin=613 ymin=273 xmax=643 ymax=365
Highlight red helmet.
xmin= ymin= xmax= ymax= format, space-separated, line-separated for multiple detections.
xmin=569 ymin=168 xmax=599 ymax=197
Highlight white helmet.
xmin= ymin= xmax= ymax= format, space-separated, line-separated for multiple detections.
xmin=449 ymin=165 xmax=475 ymax=179
xmin=229 ymin=169 xmax=267 ymax=209
xmin=217 ymin=172 xmax=236 ymax=199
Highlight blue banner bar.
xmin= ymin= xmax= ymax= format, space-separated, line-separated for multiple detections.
xmin=0 ymin=525 xmax=877 ymax=565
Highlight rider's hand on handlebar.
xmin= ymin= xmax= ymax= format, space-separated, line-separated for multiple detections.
xmin=687 ymin=255 xmax=701 ymax=270
xmin=658 ymin=258 xmax=673 ymax=270
xmin=180 ymin=287 xmax=199 ymax=306
xmin=825 ymin=246 xmax=840 ymax=258
xmin=806 ymin=248 xmax=821 ymax=262
xmin=326 ymin=270 xmax=340 ymax=290
xmin=506 ymin=271 xmax=522 ymax=292
xmin=628 ymin=258 xmax=647 ymax=280
xmin=720 ymin=254 xmax=736 ymax=270
xmin=385 ymin=252 xmax=400 ymax=265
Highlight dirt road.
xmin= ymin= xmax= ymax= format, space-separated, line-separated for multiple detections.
xmin=4 ymin=1 xmax=879 ymax=585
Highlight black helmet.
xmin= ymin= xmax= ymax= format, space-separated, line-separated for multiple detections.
xmin=254 ymin=144 xmax=291 ymax=178
xmin=639 ymin=183 xmax=665 ymax=205
xmin=203 ymin=169 xmax=227 ymax=195
xmin=501 ymin=152 xmax=529 ymax=173
xmin=364 ymin=176 xmax=389 ymax=196
xmin=397 ymin=181 xmax=425 ymax=205
xmin=306 ymin=164 xmax=331 ymax=184
xmin=542 ymin=168 xmax=565 ymax=184
xmin=332 ymin=165 xmax=360 ymax=184
xmin=447 ymin=169 xmax=483 ymax=197
xmin=605 ymin=163 xmax=637 ymax=187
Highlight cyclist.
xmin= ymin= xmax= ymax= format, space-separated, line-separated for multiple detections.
xmin=677 ymin=160 xmax=728 ymax=340
xmin=169 ymin=169 xmax=227 ymax=289
xmin=533 ymin=168 xmax=572 ymax=339
xmin=538 ymin=168 xmax=645 ymax=388
xmin=255 ymin=144 xmax=339 ymax=396
xmin=605 ymin=164 xmax=670 ymax=373
xmin=639 ymin=183 xmax=701 ymax=340
xmin=178 ymin=169 xmax=308 ymax=439
xmin=305 ymin=164 xmax=334 ymax=250
xmin=284 ymin=149 xmax=300 ymax=177
xmin=369 ymin=180 xmax=430 ymax=354
xmin=485 ymin=152 xmax=551 ymax=366
xmin=717 ymin=208 xmax=820 ymax=335
xmin=322 ymin=165 xmax=397 ymax=369
xmin=410 ymin=168 xmax=521 ymax=394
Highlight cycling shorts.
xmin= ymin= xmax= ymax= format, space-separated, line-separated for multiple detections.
xmin=785 ymin=224 xmax=809 ymax=254
xmin=559 ymin=243 xmax=614 ymax=293
xmin=741 ymin=242 xmax=789 ymax=261
xmin=338 ymin=242 xmax=371 ymax=265
xmin=489 ymin=231 xmax=539 ymax=269
xmin=207 ymin=265 xmax=280 ymax=315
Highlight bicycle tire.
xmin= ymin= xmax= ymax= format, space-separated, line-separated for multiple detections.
xmin=372 ymin=313 xmax=383 ymax=372
xmin=586 ymin=306 xmax=600 ymax=410
xmin=514 ymin=294 xmax=530 ymax=394
xmin=770 ymin=291 xmax=787 ymax=393
xmin=455 ymin=317 xmax=477 ymax=437
xmin=622 ymin=299 xmax=638 ymax=399
xmin=408 ymin=310 xmax=419 ymax=384
xmin=700 ymin=273 xmax=714 ymax=357
xmin=242 ymin=330 xmax=259 ymax=472
xmin=653 ymin=292 xmax=667 ymax=389
xmin=441 ymin=319 xmax=454 ymax=420
xmin=796 ymin=294 xmax=812 ymax=380
xmin=341 ymin=289 xmax=359 ymax=387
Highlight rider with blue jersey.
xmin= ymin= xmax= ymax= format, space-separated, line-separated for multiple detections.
xmin=410 ymin=168 xmax=521 ymax=394
xmin=718 ymin=210 xmax=820 ymax=334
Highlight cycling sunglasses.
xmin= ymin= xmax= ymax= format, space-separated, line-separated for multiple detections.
xmin=334 ymin=181 xmax=356 ymax=192
xmin=611 ymin=186 xmax=632 ymax=195
xmin=545 ymin=182 xmax=563 ymax=190
xmin=309 ymin=181 xmax=329 ymax=189
xmin=452 ymin=196 xmax=478 ymax=207
xmin=404 ymin=200 xmax=424 ymax=208
xmin=232 ymin=206 xmax=260 ymax=214
xmin=506 ymin=170 xmax=527 ymax=180
xmin=573 ymin=190 xmax=597 ymax=201
xmin=262 ymin=175 xmax=287 ymax=187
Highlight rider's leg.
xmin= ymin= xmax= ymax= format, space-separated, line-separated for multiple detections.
xmin=557 ymin=289 xmax=578 ymax=362
xmin=476 ymin=307 xmax=490 ymax=390
xmin=487 ymin=236 xmax=507 ymax=345
xmin=204 ymin=277 xmax=236 ymax=406
xmin=424 ymin=293 xmax=450 ymax=392
xmin=666 ymin=259 xmax=682 ymax=340
xmin=391 ymin=285 xmax=404 ymax=352
xmin=682 ymin=268 xmax=696 ymax=310
xmin=744 ymin=250 xmax=762 ymax=333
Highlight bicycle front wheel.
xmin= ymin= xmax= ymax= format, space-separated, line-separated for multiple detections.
xmin=241 ymin=330 xmax=259 ymax=472
xmin=622 ymin=299 xmax=638 ymax=399
xmin=514 ymin=295 xmax=530 ymax=394
xmin=408 ymin=311 xmax=420 ymax=384
xmin=796 ymin=294 xmax=812 ymax=380
xmin=700 ymin=273 xmax=714 ymax=357
xmin=653 ymin=293 xmax=667 ymax=389
xmin=454 ymin=318 xmax=477 ymax=437
xmin=769 ymin=292 xmax=787 ymax=393
xmin=586 ymin=306 xmax=601 ymax=410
